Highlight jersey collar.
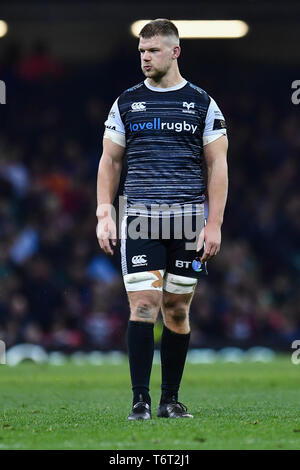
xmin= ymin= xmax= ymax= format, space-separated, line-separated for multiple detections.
xmin=144 ymin=79 xmax=187 ymax=92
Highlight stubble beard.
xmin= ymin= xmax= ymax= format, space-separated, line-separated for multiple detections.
xmin=142 ymin=60 xmax=171 ymax=82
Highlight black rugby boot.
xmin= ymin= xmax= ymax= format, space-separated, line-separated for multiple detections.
xmin=157 ymin=396 xmax=193 ymax=418
xmin=128 ymin=394 xmax=152 ymax=421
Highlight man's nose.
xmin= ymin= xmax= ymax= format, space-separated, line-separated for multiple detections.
xmin=143 ymin=51 xmax=151 ymax=61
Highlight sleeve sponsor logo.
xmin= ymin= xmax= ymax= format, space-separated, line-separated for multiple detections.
xmin=213 ymin=119 xmax=226 ymax=130
xmin=214 ymin=109 xmax=223 ymax=117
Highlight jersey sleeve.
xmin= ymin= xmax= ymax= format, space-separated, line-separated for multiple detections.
xmin=203 ymin=96 xmax=227 ymax=146
xmin=103 ymin=98 xmax=126 ymax=147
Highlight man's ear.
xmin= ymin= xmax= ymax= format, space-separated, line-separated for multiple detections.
xmin=173 ymin=45 xmax=181 ymax=59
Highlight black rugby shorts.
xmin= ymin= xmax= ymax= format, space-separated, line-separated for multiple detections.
xmin=120 ymin=212 xmax=208 ymax=279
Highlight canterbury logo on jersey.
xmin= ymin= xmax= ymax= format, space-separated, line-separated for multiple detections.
xmin=131 ymin=102 xmax=146 ymax=111
xmin=132 ymin=255 xmax=147 ymax=266
xmin=129 ymin=118 xmax=198 ymax=134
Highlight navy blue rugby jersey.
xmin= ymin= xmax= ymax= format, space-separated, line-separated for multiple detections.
xmin=104 ymin=79 xmax=227 ymax=216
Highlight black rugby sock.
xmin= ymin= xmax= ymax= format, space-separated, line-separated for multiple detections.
xmin=160 ymin=325 xmax=191 ymax=404
xmin=126 ymin=320 xmax=154 ymax=406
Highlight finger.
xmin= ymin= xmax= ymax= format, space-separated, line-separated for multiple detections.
xmin=102 ymin=238 xmax=114 ymax=256
xmin=97 ymin=230 xmax=104 ymax=250
xmin=99 ymin=238 xmax=104 ymax=250
xmin=107 ymin=239 xmax=114 ymax=255
xmin=196 ymin=228 xmax=205 ymax=252
xmin=97 ymin=223 xmax=114 ymax=254
xmin=207 ymin=245 xmax=217 ymax=258
xmin=110 ymin=227 xmax=117 ymax=246
xmin=97 ymin=229 xmax=105 ymax=249
xmin=211 ymin=245 xmax=220 ymax=257
xmin=201 ymin=252 xmax=210 ymax=263
xmin=201 ymin=243 xmax=213 ymax=262
xmin=202 ymin=244 xmax=219 ymax=261
xmin=107 ymin=237 xmax=115 ymax=254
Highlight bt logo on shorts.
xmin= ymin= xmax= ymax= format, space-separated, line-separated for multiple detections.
xmin=176 ymin=260 xmax=191 ymax=268
xmin=131 ymin=102 xmax=146 ymax=111
xmin=132 ymin=255 xmax=148 ymax=267
xmin=176 ymin=259 xmax=203 ymax=272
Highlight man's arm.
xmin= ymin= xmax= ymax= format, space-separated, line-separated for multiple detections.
xmin=197 ymin=134 xmax=228 ymax=262
xmin=96 ymin=137 xmax=125 ymax=255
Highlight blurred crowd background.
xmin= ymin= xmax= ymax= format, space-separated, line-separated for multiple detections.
xmin=0 ymin=2 xmax=299 ymax=352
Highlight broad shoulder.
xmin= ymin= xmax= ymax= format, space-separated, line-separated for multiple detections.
xmin=186 ymin=81 xmax=211 ymax=104
xmin=120 ymin=82 xmax=145 ymax=97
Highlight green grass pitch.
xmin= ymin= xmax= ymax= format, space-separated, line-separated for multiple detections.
xmin=0 ymin=356 xmax=300 ymax=450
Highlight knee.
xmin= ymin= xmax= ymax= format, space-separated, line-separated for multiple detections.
xmin=163 ymin=301 xmax=190 ymax=332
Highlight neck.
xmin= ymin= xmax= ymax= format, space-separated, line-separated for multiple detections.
xmin=147 ymin=66 xmax=184 ymax=89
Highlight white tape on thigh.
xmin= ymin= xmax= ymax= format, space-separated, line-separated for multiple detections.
xmin=123 ymin=269 xmax=164 ymax=292
xmin=163 ymin=272 xmax=197 ymax=294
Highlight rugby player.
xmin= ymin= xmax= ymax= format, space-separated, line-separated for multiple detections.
xmin=96 ymin=19 xmax=228 ymax=420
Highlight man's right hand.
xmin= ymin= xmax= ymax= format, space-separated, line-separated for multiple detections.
xmin=96 ymin=215 xmax=117 ymax=256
